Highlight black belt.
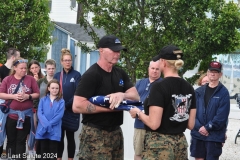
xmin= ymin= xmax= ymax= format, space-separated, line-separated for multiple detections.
xmin=84 ymin=123 xmax=120 ymax=132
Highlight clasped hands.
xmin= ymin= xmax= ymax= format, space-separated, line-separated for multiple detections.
xmin=14 ymin=93 xmax=28 ymax=102
xmin=199 ymin=126 xmax=209 ymax=136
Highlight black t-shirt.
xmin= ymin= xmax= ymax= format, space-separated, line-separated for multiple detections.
xmin=204 ymin=85 xmax=217 ymax=107
xmin=0 ymin=65 xmax=11 ymax=82
xmin=144 ymin=77 xmax=196 ymax=134
xmin=74 ymin=63 xmax=134 ymax=127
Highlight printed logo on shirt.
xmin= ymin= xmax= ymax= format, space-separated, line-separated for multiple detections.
xmin=8 ymin=83 xmax=30 ymax=94
xmin=70 ymin=78 xmax=75 ymax=82
xmin=119 ymin=79 xmax=124 ymax=87
xmin=169 ymin=94 xmax=192 ymax=122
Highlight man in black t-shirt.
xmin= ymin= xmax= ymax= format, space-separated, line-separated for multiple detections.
xmin=72 ymin=35 xmax=139 ymax=160
xmin=0 ymin=48 xmax=20 ymax=157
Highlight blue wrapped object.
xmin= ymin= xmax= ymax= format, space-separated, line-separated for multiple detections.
xmin=89 ymin=96 xmax=144 ymax=111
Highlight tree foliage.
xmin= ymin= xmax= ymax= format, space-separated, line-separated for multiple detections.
xmin=77 ymin=0 xmax=240 ymax=84
xmin=0 ymin=0 xmax=53 ymax=63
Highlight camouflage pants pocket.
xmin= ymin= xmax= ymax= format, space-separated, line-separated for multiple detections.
xmin=174 ymin=135 xmax=188 ymax=160
xmin=142 ymin=134 xmax=174 ymax=160
xmin=78 ymin=125 xmax=104 ymax=160
xmin=77 ymin=125 xmax=123 ymax=160
xmin=142 ymin=132 xmax=188 ymax=160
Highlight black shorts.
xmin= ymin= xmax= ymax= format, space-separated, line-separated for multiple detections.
xmin=190 ymin=138 xmax=222 ymax=160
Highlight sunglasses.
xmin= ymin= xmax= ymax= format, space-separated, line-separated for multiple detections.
xmin=13 ymin=59 xmax=28 ymax=66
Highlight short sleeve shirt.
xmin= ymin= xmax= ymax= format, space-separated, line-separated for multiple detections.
xmin=0 ymin=75 xmax=40 ymax=119
xmin=144 ymin=77 xmax=196 ymax=134
xmin=75 ymin=63 xmax=134 ymax=127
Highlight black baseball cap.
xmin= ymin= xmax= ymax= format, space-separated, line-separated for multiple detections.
xmin=152 ymin=45 xmax=183 ymax=61
xmin=208 ymin=61 xmax=222 ymax=72
xmin=97 ymin=35 xmax=127 ymax=52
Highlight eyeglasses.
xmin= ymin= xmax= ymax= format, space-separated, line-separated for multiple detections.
xmin=13 ymin=59 xmax=28 ymax=66
xmin=146 ymin=83 xmax=150 ymax=91
xmin=62 ymin=60 xmax=72 ymax=63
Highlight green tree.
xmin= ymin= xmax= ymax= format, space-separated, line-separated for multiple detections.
xmin=0 ymin=0 xmax=53 ymax=63
xmin=77 ymin=0 xmax=240 ymax=84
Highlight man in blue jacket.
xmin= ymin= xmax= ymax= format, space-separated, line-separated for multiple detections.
xmin=190 ymin=61 xmax=230 ymax=160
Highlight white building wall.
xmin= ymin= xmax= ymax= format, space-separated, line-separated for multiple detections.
xmin=49 ymin=0 xmax=78 ymax=23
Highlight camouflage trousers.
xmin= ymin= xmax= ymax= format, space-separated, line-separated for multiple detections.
xmin=77 ymin=124 xmax=124 ymax=160
xmin=142 ymin=132 xmax=188 ymax=160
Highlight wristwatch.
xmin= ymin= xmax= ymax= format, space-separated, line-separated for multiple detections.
xmin=136 ymin=111 xmax=141 ymax=119
xmin=28 ymin=94 xmax=32 ymax=100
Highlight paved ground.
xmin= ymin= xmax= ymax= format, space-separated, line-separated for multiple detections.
xmin=220 ymin=118 xmax=240 ymax=160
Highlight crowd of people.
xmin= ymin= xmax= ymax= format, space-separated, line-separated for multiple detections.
xmin=0 ymin=35 xmax=230 ymax=160
xmin=0 ymin=48 xmax=81 ymax=160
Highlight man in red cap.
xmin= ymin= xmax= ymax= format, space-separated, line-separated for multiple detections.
xmin=190 ymin=61 xmax=230 ymax=160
